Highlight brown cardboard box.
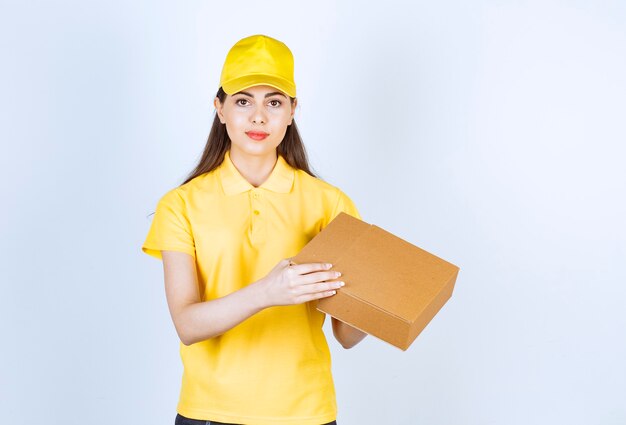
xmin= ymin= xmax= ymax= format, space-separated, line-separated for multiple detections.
xmin=291 ymin=212 xmax=459 ymax=351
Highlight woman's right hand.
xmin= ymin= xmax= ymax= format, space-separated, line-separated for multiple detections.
xmin=258 ymin=258 xmax=345 ymax=307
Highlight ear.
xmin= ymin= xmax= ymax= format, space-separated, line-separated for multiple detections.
xmin=289 ymin=97 xmax=297 ymax=125
xmin=214 ymin=97 xmax=226 ymax=124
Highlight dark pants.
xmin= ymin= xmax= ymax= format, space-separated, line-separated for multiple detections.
xmin=175 ymin=413 xmax=337 ymax=425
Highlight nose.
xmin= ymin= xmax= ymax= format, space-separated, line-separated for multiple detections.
xmin=251 ymin=106 xmax=266 ymax=125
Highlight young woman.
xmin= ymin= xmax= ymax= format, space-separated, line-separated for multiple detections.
xmin=142 ymin=34 xmax=366 ymax=425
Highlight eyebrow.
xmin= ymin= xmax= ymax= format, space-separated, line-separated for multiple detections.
xmin=234 ymin=90 xmax=288 ymax=99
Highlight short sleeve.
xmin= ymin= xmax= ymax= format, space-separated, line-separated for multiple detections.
xmin=329 ymin=187 xmax=362 ymax=223
xmin=141 ymin=188 xmax=196 ymax=260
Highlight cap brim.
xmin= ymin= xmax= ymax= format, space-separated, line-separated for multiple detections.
xmin=222 ymin=74 xmax=296 ymax=97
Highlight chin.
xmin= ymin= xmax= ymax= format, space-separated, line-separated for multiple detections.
xmin=233 ymin=142 xmax=278 ymax=157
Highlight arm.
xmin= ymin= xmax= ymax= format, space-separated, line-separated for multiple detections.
xmin=162 ymin=250 xmax=266 ymax=345
xmin=161 ymin=251 xmax=344 ymax=345
xmin=331 ymin=317 xmax=367 ymax=349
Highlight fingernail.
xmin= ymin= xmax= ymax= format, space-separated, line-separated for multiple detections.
xmin=335 ymin=271 xmax=342 ymax=277
xmin=338 ymin=281 xmax=345 ymax=287
xmin=326 ymin=263 xmax=333 ymax=269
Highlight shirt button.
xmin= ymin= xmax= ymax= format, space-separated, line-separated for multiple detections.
xmin=253 ymin=210 xmax=260 ymax=215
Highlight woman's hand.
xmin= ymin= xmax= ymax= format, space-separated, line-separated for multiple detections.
xmin=258 ymin=258 xmax=345 ymax=307
xmin=162 ymin=253 xmax=345 ymax=345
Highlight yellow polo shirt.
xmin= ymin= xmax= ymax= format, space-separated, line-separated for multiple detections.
xmin=142 ymin=149 xmax=361 ymax=425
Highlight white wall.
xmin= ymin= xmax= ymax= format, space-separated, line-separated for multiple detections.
xmin=1 ymin=1 xmax=624 ymax=424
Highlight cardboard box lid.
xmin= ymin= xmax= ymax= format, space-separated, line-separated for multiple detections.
xmin=292 ymin=212 xmax=459 ymax=348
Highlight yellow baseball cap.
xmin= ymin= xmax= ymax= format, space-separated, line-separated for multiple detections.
xmin=219 ymin=34 xmax=296 ymax=97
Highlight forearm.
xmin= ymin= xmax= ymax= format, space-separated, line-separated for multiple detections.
xmin=331 ymin=317 xmax=367 ymax=349
xmin=178 ymin=280 xmax=268 ymax=345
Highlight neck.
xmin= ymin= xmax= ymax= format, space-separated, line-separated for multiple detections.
xmin=228 ymin=147 xmax=278 ymax=187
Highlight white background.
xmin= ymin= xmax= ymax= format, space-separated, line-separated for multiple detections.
xmin=1 ymin=1 xmax=625 ymax=424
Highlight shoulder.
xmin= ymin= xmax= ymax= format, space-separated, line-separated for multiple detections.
xmin=157 ymin=169 xmax=221 ymax=206
xmin=294 ymin=169 xmax=360 ymax=220
xmin=294 ymin=168 xmax=344 ymax=199
xmin=177 ymin=170 xmax=221 ymax=196
xmin=151 ymin=187 xmax=187 ymax=222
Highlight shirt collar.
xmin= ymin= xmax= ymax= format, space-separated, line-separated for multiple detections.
xmin=219 ymin=149 xmax=295 ymax=195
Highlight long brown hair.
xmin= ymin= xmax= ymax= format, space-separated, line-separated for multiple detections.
xmin=180 ymin=87 xmax=317 ymax=186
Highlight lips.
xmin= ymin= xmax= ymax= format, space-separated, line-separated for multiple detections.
xmin=246 ymin=131 xmax=269 ymax=141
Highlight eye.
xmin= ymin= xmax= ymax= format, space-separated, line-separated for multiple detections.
xmin=268 ymin=99 xmax=282 ymax=107
xmin=235 ymin=98 xmax=249 ymax=106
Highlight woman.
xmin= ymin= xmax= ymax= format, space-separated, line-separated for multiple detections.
xmin=142 ymin=34 xmax=366 ymax=425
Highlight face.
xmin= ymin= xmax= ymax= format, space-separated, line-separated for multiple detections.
xmin=214 ymin=85 xmax=297 ymax=159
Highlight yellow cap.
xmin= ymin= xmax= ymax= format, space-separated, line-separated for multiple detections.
xmin=219 ymin=34 xmax=296 ymax=97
